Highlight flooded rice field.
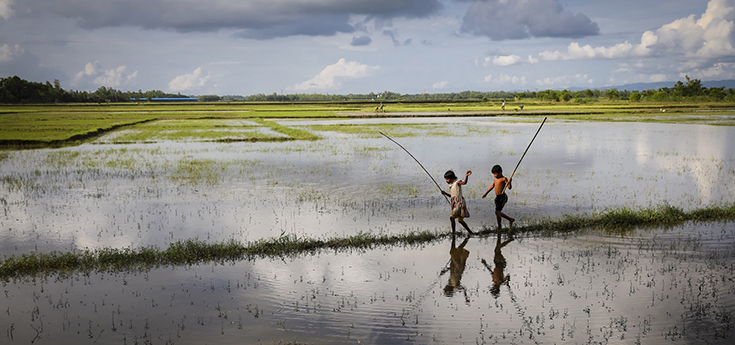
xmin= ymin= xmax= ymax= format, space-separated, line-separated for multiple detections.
xmin=1 ymin=117 xmax=734 ymax=344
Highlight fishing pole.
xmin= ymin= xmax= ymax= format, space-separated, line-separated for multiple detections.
xmin=379 ymin=131 xmax=449 ymax=203
xmin=502 ymin=117 xmax=547 ymax=194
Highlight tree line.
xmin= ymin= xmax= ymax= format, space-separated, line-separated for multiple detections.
xmin=0 ymin=76 xmax=195 ymax=103
xmin=2 ymin=75 xmax=734 ymax=104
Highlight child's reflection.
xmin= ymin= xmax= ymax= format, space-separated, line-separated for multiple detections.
xmin=444 ymin=232 xmax=471 ymax=303
xmin=482 ymin=231 xmax=514 ymax=298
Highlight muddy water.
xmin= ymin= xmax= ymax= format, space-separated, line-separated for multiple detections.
xmin=1 ymin=117 xmax=734 ymax=343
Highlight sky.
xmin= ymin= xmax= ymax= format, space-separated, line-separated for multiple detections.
xmin=0 ymin=0 xmax=734 ymax=96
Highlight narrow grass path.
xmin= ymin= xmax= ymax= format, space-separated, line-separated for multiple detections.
xmin=1 ymin=203 xmax=733 ymax=280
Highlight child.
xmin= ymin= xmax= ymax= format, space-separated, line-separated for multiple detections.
xmin=482 ymin=165 xmax=515 ymax=232
xmin=442 ymin=170 xmax=475 ymax=235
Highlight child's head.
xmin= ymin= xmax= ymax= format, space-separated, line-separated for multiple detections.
xmin=444 ymin=170 xmax=457 ymax=183
xmin=491 ymin=165 xmax=503 ymax=176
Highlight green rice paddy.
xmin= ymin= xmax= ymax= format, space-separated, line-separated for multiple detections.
xmin=1 ymin=102 xmax=734 ymax=344
xmin=3 ymin=101 xmax=734 ymax=147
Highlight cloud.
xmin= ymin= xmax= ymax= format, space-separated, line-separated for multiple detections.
xmin=383 ymin=29 xmax=412 ymax=46
xmin=536 ymin=0 xmax=735 ymax=78
xmin=483 ymin=73 xmax=527 ymax=86
xmin=351 ymin=35 xmax=372 ymax=46
xmin=432 ymin=81 xmax=448 ymax=89
xmin=293 ymin=58 xmax=378 ymax=91
xmin=14 ymin=0 xmax=442 ymax=39
xmin=460 ymin=0 xmax=599 ymax=40
xmin=0 ymin=43 xmax=23 ymax=62
xmin=534 ymin=74 xmax=593 ymax=87
xmin=0 ymin=43 xmax=64 ymax=82
xmin=95 ymin=66 xmax=137 ymax=87
xmin=0 ymin=0 xmax=12 ymax=20
xmin=169 ymin=68 xmax=210 ymax=92
xmin=493 ymin=55 xmax=522 ymax=66
xmin=73 ymin=62 xmax=137 ymax=88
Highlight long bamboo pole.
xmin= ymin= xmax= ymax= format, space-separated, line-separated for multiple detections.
xmin=502 ymin=117 xmax=547 ymax=194
xmin=379 ymin=131 xmax=450 ymax=203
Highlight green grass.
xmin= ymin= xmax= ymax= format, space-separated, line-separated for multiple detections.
xmin=2 ymin=102 xmax=734 ymax=148
xmin=0 ymin=113 xmax=156 ymax=143
xmin=1 ymin=203 xmax=733 ymax=280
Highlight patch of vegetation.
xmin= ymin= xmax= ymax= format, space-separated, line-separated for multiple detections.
xmin=0 ymin=113 xmax=156 ymax=147
xmin=1 ymin=203 xmax=733 ymax=280
xmin=517 ymin=203 xmax=735 ymax=236
xmin=251 ymin=118 xmax=320 ymax=140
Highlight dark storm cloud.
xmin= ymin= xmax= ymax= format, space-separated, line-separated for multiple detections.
xmin=13 ymin=0 xmax=443 ymax=38
xmin=459 ymin=0 xmax=599 ymax=40
xmin=350 ymin=35 xmax=372 ymax=46
xmin=0 ymin=45 xmax=65 ymax=83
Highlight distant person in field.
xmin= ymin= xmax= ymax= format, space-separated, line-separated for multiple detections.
xmin=519 ymin=104 xmax=524 ymax=110
xmin=442 ymin=170 xmax=475 ymax=235
xmin=380 ymin=102 xmax=384 ymax=112
xmin=482 ymin=165 xmax=514 ymax=233
xmin=501 ymin=100 xmax=505 ymax=111
xmin=481 ymin=230 xmax=513 ymax=298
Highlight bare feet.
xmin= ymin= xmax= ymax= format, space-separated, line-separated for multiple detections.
xmin=509 ymin=218 xmax=515 ymax=228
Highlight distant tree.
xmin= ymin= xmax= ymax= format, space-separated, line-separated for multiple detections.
xmin=560 ymin=89 xmax=573 ymax=102
xmin=198 ymin=95 xmax=221 ymax=102
xmin=606 ymin=89 xmax=620 ymax=100
xmin=629 ymin=91 xmax=641 ymax=102
xmin=652 ymin=91 xmax=668 ymax=102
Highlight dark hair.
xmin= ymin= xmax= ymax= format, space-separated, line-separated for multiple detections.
xmin=491 ymin=165 xmax=502 ymax=174
xmin=444 ymin=170 xmax=457 ymax=180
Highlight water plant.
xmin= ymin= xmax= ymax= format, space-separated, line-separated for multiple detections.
xmin=1 ymin=203 xmax=733 ymax=280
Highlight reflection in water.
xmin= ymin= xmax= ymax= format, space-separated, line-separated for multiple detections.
xmin=443 ymin=232 xmax=471 ymax=303
xmin=482 ymin=231 xmax=514 ymax=298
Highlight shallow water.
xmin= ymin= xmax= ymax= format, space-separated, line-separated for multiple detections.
xmin=2 ymin=222 xmax=733 ymax=344
xmin=1 ymin=117 xmax=734 ymax=343
xmin=1 ymin=118 xmax=733 ymax=253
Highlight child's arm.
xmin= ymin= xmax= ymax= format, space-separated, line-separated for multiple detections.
xmin=507 ymin=178 xmax=512 ymax=190
xmin=457 ymin=170 xmax=471 ymax=185
xmin=482 ymin=180 xmax=495 ymax=198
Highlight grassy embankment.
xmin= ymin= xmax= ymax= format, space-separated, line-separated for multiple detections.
xmin=1 ymin=203 xmax=733 ymax=280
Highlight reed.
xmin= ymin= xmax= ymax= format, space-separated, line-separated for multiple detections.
xmin=1 ymin=203 xmax=733 ymax=280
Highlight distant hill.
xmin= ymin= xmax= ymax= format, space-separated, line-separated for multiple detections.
xmin=570 ymin=79 xmax=735 ymax=91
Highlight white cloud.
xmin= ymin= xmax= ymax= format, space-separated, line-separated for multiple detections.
xmin=169 ymin=67 xmax=210 ymax=92
xmin=95 ymin=66 xmax=137 ymax=87
xmin=293 ymin=58 xmax=379 ymax=91
xmin=0 ymin=44 xmax=24 ymax=62
xmin=73 ymin=61 xmax=101 ymax=85
xmin=0 ymin=0 xmax=13 ymax=20
xmin=649 ymin=74 xmax=669 ymax=82
xmin=527 ymin=55 xmax=539 ymax=64
xmin=73 ymin=61 xmax=137 ymax=88
xmin=493 ymin=55 xmax=522 ymax=66
xmin=432 ymin=81 xmax=448 ymax=89
xmin=534 ymin=74 xmax=593 ymax=87
xmin=484 ymin=73 xmax=527 ymax=85
xmin=535 ymin=0 xmax=735 ymax=78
